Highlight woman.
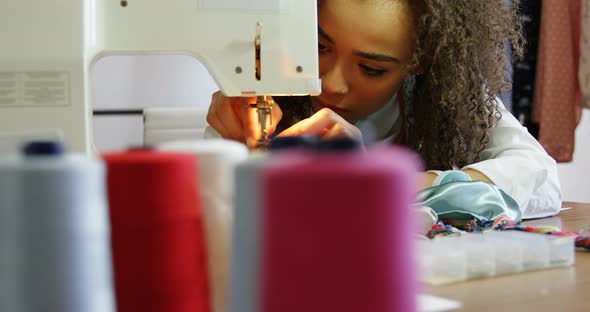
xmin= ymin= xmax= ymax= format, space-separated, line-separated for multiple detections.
xmin=206 ymin=0 xmax=561 ymax=218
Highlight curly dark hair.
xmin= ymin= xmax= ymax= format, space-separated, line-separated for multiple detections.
xmin=406 ymin=0 xmax=524 ymax=169
xmin=276 ymin=0 xmax=524 ymax=170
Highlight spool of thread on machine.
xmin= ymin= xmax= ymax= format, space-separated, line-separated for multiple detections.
xmin=260 ymin=143 xmax=421 ymax=312
xmin=159 ymin=139 xmax=248 ymax=312
xmin=0 ymin=141 xmax=115 ymax=312
xmin=103 ymin=149 xmax=210 ymax=312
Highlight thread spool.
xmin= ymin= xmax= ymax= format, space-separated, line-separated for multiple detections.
xmin=159 ymin=140 xmax=248 ymax=312
xmin=230 ymin=158 xmax=265 ymax=312
xmin=230 ymin=151 xmax=310 ymax=312
xmin=261 ymin=145 xmax=420 ymax=312
xmin=269 ymin=136 xmax=319 ymax=151
xmin=103 ymin=149 xmax=210 ymax=312
xmin=0 ymin=142 xmax=115 ymax=312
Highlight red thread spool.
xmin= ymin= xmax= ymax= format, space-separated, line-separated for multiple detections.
xmin=103 ymin=149 xmax=210 ymax=312
xmin=261 ymin=146 xmax=420 ymax=312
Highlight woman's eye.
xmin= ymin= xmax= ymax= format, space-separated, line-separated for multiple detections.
xmin=318 ymin=42 xmax=328 ymax=53
xmin=359 ymin=64 xmax=386 ymax=77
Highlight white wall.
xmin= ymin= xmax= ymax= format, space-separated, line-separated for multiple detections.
xmin=91 ymin=55 xmax=218 ymax=152
xmin=557 ymin=110 xmax=590 ymax=203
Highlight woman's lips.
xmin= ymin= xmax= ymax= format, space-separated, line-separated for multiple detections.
xmin=311 ymin=98 xmax=350 ymax=117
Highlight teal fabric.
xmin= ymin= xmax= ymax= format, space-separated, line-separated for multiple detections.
xmin=436 ymin=170 xmax=471 ymax=186
xmin=416 ymin=181 xmax=522 ymax=224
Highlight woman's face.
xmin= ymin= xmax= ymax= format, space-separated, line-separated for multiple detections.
xmin=313 ymin=0 xmax=417 ymax=123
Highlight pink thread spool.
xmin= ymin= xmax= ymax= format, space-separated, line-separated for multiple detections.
xmin=261 ymin=145 xmax=421 ymax=312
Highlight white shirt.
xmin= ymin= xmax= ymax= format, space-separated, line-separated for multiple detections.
xmin=356 ymin=96 xmax=563 ymax=219
xmin=205 ymin=95 xmax=562 ymax=219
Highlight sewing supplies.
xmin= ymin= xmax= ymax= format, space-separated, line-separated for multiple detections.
xmin=159 ymin=139 xmax=248 ymax=312
xmin=0 ymin=141 xmax=115 ymax=312
xmin=260 ymin=143 xmax=421 ymax=312
xmin=417 ymin=231 xmax=575 ymax=285
xmin=230 ymin=157 xmax=267 ymax=312
xmin=103 ymin=149 xmax=210 ymax=312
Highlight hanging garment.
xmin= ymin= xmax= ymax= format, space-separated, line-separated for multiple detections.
xmin=533 ymin=0 xmax=583 ymax=162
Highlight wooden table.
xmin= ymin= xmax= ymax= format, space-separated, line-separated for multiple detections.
xmin=430 ymin=202 xmax=590 ymax=311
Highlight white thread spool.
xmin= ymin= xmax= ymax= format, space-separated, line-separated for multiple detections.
xmin=159 ymin=139 xmax=248 ymax=312
xmin=0 ymin=142 xmax=114 ymax=312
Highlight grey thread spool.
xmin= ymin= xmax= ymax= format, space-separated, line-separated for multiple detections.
xmin=229 ymin=158 xmax=265 ymax=312
xmin=0 ymin=142 xmax=115 ymax=312
xmin=229 ymin=152 xmax=310 ymax=312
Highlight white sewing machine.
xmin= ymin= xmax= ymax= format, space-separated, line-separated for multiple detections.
xmin=0 ymin=0 xmax=321 ymax=153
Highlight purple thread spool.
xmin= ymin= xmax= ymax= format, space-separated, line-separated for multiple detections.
xmin=261 ymin=145 xmax=421 ymax=312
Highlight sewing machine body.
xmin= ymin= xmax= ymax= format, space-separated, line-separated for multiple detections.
xmin=0 ymin=0 xmax=320 ymax=153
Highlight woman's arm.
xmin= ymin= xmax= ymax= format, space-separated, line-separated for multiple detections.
xmin=460 ymin=98 xmax=562 ymax=219
xmin=419 ymin=169 xmax=493 ymax=190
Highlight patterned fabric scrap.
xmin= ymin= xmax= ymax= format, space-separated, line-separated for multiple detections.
xmin=427 ymin=214 xmax=517 ymax=239
xmin=427 ymin=223 xmax=462 ymax=238
xmin=513 ymin=224 xmax=590 ymax=250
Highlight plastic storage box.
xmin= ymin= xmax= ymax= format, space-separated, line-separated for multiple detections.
xmin=417 ymin=231 xmax=575 ymax=285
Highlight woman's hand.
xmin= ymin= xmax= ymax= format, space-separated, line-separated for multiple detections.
xmin=206 ymin=91 xmax=283 ymax=147
xmin=277 ymin=108 xmax=364 ymax=143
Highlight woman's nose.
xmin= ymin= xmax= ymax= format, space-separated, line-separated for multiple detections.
xmin=321 ymin=63 xmax=349 ymax=95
